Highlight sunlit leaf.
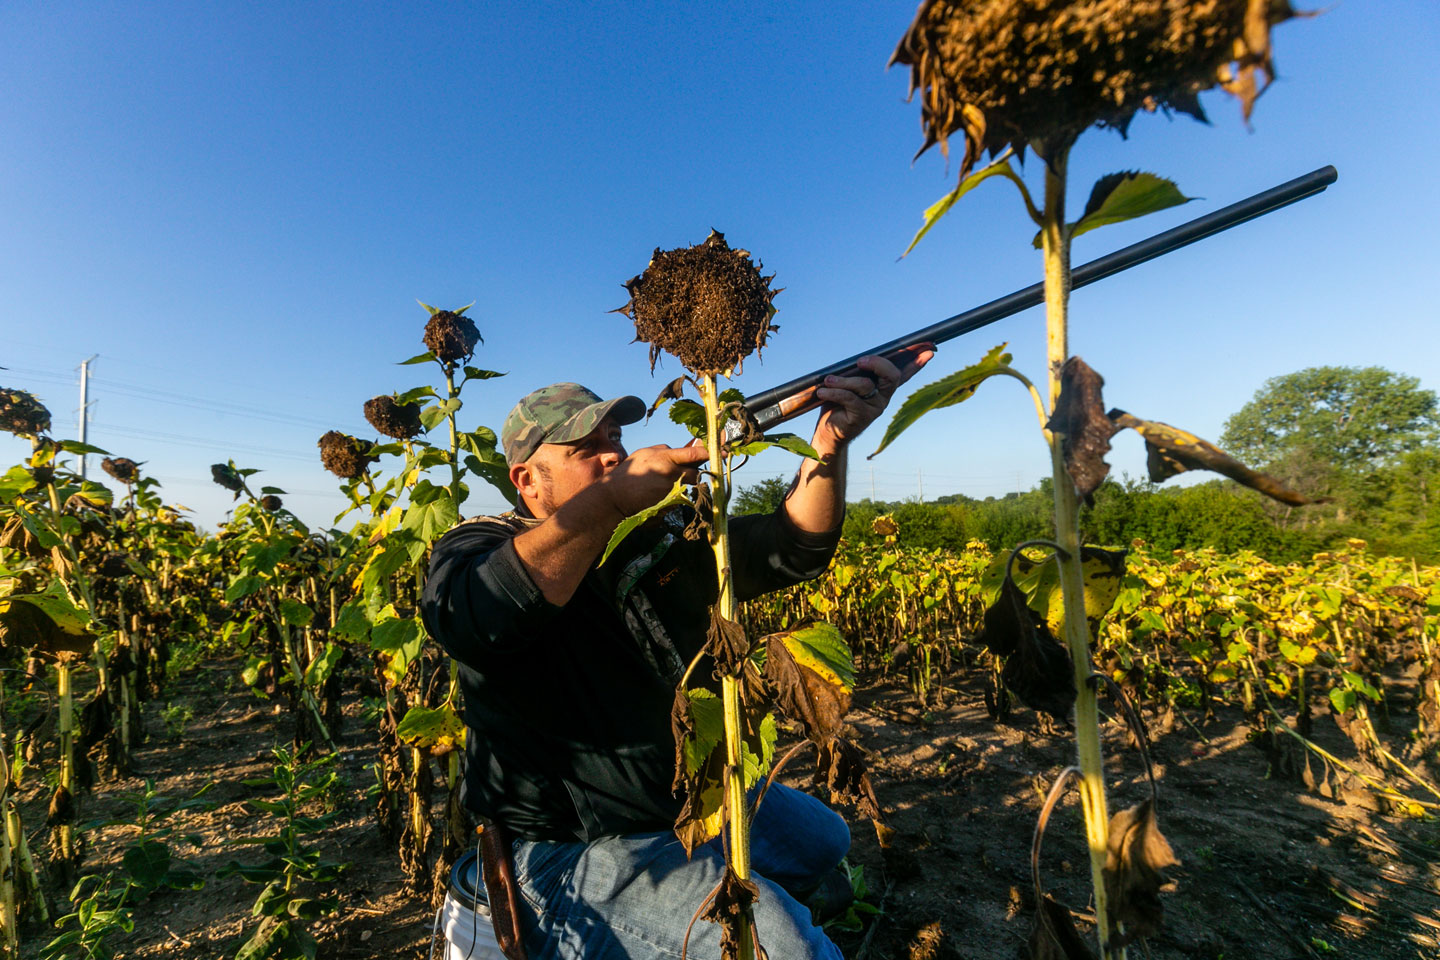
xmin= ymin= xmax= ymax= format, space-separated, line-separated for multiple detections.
xmin=599 ymin=478 xmax=688 ymax=566
xmin=730 ymin=432 xmax=821 ymax=460
xmin=871 ymin=344 xmax=1013 ymax=458
xmin=903 ymin=150 xmax=1026 ymax=257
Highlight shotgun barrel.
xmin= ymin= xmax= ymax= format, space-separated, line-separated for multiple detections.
xmin=740 ymin=164 xmax=1337 ymax=434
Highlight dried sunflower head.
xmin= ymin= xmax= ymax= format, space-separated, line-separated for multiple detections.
xmin=210 ymin=463 xmax=245 ymax=495
xmin=423 ymin=310 xmax=482 ymax=365
xmin=617 ymin=230 xmax=780 ymax=375
xmin=101 ymin=457 xmax=140 ymax=484
xmin=317 ymin=430 xmax=377 ymax=480
xmin=363 ymin=396 xmax=424 ymax=441
xmin=259 ymin=495 xmax=283 ymax=512
xmin=0 ymin=388 xmax=52 ymax=438
xmin=891 ymin=0 xmax=1300 ymax=175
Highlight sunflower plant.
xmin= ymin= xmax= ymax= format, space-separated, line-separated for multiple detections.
xmin=881 ymin=2 xmax=1315 ymax=956
xmin=614 ymin=232 xmax=885 ymax=960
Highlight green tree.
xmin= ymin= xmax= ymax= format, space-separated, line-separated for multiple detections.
xmin=1221 ymin=366 xmax=1439 ymax=472
xmin=731 ymin=476 xmax=789 ymax=515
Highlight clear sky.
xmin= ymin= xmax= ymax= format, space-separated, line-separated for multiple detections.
xmin=3 ymin=1 xmax=1437 ymax=531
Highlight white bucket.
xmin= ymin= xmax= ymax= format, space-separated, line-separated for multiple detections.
xmin=436 ymin=889 xmax=506 ymax=960
xmin=432 ymin=850 xmax=507 ymax=960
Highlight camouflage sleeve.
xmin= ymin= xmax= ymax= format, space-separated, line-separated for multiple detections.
xmin=420 ymin=517 xmax=562 ymax=665
xmin=727 ymin=507 xmax=842 ymax=603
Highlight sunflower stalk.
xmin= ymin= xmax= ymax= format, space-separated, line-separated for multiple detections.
xmin=700 ymin=374 xmax=755 ymax=960
xmin=1041 ymin=147 xmax=1119 ymax=958
xmin=38 ymin=461 xmax=80 ymax=865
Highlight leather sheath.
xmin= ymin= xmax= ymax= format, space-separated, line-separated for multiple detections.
xmin=478 ymin=821 xmax=529 ymax=960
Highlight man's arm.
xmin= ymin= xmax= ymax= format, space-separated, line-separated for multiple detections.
xmin=513 ymin=444 xmax=708 ymax=606
xmin=782 ymin=352 xmax=933 ymax=533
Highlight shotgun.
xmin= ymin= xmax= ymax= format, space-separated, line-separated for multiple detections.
xmin=736 ymin=164 xmax=1337 ymax=437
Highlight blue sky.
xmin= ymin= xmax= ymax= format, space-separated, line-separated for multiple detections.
xmin=3 ymin=1 xmax=1437 ymax=530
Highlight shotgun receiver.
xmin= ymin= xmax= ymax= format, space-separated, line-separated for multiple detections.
xmin=735 ymin=165 xmax=1337 ymax=438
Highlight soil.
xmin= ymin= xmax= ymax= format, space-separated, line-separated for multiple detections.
xmin=17 ymin=659 xmax=1440 ymax=960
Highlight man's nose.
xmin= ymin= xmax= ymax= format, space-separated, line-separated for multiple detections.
xmin=599 ymin=442 xmax=625 ymax=466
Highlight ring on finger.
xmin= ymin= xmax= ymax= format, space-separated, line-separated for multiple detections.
xmin=861 ymin=386 xmax=880 ymax=400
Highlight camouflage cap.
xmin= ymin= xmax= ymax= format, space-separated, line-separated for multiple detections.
xmin=501 ymin=382 xmax=646 ymax=467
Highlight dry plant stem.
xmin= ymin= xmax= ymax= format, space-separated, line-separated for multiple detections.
xmin=1040 ymin=149 xmax=1118 ymax=958
xmin=700 ymin=374 xmax=755 ymax=960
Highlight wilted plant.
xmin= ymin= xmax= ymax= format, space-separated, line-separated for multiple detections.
xmin=882 ymin=2 xmax=1311 ymax=955
xmin=321 ymin=301 xmax=512 ymax=901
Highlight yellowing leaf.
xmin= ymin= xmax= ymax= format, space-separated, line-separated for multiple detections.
xmin=396 ymin=704 xmax=464 ymax=750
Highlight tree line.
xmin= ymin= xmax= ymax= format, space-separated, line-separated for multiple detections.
xmin=734 ymin=365 xmax=1440 ymax=562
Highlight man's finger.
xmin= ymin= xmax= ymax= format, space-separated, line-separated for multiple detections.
xmin=670 ymin=444 xmax=712 ymax=466
xmin=815 ymin=386 xmax=870 ymax=413
xmin=856 ymin=355 xmax=905 ymax=390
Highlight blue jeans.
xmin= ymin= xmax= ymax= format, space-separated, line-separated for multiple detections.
xmin=510 ymin=785 xmax=850 ymax=959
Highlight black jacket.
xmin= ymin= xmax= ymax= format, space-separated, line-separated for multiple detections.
xmin=420 ymin=505 xmax=840 ymax=841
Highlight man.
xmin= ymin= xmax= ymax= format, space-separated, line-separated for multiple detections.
xmin=422 ymin=353 xmax=927 ymax=959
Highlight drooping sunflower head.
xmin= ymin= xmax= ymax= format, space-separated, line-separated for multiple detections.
xmin=891 ymin=0 xmax=1300 ymax=175
xmin=101 ymin=457 xmax=140 ymax=485
xmin=259 ymin=495 xmax=283 ymax=512
xmin=423 ymin=309 xmax=482 ymax=365
xmin=317 ymin=430 xmax=377 ymax=480
xmin=0 ymin=388 xmax=51 ymax=438
xmin=617 ymin=231 xmax=780 ymax=375
xmin=363 ymin=396 xmax=424 ymax=441
xmin=210 ymin=463 xmax=245 ymax=494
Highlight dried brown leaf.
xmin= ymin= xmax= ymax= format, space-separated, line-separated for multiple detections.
xmin=1104 ymin=799 xmax=1180 ymax=946
xmin=814 ymin=736 xmax=882 ymax=820
xmin=699 ymin=869 xmax=761 ymax=960
xmin=1047 ymin=357 xmax=1117 ymax=504
xmin=1109 ymin=409 xmax=1312 ymax=505
xmin=706 ymin=608 xmax=751 ymax=678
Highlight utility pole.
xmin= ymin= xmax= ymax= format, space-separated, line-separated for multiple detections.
xmin=869 ymin=465 xmax=875 ymax=502
xmin=918 ymin=466 xmax=924 ymax=502
xmin=77 ymin=355 xmax=97 ymax=479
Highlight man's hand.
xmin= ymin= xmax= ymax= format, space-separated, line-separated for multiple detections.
xmin=599 ymin=444 xmax=710 ymax=517
xmin=810 ymin=351 xmax=934 ymax=456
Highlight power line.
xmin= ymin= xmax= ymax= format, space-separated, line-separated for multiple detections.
xmin=92 ymin=375 xmax=339 ymax=431
xmin=94 ymin=423 xmax=318 ymax=464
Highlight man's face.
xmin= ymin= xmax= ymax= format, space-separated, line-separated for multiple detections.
xmin=521 ymin=416 xmax=627 ymax=517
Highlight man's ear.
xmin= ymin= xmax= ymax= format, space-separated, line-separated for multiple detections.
xmin=510 ymin=462 xmax=535 ymax=502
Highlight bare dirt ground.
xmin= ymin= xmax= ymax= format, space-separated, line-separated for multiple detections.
xmin=19 ymin=658 xmax=1440 ymax=960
